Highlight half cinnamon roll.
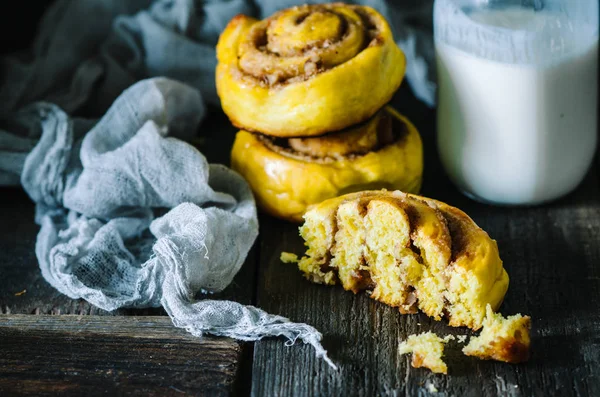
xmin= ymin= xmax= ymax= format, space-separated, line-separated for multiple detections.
xmin=288 ymin=189 xmax=510 ymax=331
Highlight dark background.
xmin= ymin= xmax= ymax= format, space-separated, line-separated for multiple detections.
xmin=0 ymin=2 xmax=54 ymax=55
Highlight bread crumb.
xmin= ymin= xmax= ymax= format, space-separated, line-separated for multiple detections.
xmin=399 ymin=331 xmax=450 ymax=374
xmin=280 ymin=252 xmax=299 ymax=264
xmin=457 ymin=335 xmax=468 ymax=343
xmin=463 ymin=304 xmax=531 ymax=363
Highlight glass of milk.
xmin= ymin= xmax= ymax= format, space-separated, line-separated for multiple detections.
xmin=434 ymin=0 xmax=599 ymax=205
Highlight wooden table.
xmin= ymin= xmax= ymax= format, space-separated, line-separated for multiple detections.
xmin=1 ymin=83 xmax=599 ymax=396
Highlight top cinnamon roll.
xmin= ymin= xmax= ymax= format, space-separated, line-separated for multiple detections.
xmin=216 ymin=3 xmax=406 ymax=137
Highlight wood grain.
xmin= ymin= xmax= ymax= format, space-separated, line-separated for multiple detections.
xmin=0 ymin=315 xmax=242 ymax=396
xmin=250 ymin=89 xmax=600 ymax=397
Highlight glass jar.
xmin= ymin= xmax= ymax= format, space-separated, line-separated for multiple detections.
xmin=434 ymin=0 xmax=599 ymax=205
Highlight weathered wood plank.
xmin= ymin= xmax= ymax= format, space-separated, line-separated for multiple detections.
xmin=0 ymin=314 xmax=242 ymax=396
xmin=250 ymin=88 xmax=600 ymax=396
xmin=0 ymin=187 xmax=84 ymax=316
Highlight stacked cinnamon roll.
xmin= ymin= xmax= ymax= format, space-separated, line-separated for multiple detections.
xmin=216 ymin=3 xmax=423 ymax=222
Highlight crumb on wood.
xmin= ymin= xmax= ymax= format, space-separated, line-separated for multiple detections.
xmin=399 ymin=332 xmax=449 ymax=374
xmin=280 ymin=252 xmax=299 ymax=264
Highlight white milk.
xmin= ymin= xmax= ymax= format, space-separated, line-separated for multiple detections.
xmin=436 ymin=7 xmax=599 ymax=205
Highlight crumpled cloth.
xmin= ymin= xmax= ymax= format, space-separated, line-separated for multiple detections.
xmin=0 ymin=0 xmax=435 ymax=369
xmin=6 ymin=77 xmax=337 ymax=369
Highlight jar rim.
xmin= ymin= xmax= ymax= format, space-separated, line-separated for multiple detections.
xmin=433 ymin=0 xmax=599 ymax=65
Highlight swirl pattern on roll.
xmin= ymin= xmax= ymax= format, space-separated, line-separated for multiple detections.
xmin=238 ymin=4 xmax=380 ymax=85
xmin=216 ymin=3 xmax=406 ymax=137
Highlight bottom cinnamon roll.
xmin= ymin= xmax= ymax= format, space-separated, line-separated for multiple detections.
xmin=230 ymin=106 xmax=423 ymax=222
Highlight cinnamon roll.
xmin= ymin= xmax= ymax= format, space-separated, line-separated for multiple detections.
xmin=230 ymin=107 xmax=423 ymax=222
xmin=286 ymin=189 xmax=511 ymax=331
xmin=216 ymin=3 xmax=406 ymax=137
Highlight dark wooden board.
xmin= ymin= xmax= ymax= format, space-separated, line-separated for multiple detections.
xmin=0 ymin=187 xmax=90 ymax=316
xmin=0 ymin=315 xmax=243 ymax=396
xmin=250 ymin=89 xmax=600 ymax=397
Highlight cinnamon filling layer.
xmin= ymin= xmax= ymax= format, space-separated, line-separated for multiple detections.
xmin=256 ymin=109 xmax=406 ymax=163
xmin=237 ymin=3 xmax=383 ymax=86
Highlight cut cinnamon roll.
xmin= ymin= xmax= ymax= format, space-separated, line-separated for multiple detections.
xmin=286 ymin=189 xmax=510 ymax=331
xmin=230 ymin=107 xmax=423 ymax=223
xmin=216 ymin=3 xmax=406 ymax=137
